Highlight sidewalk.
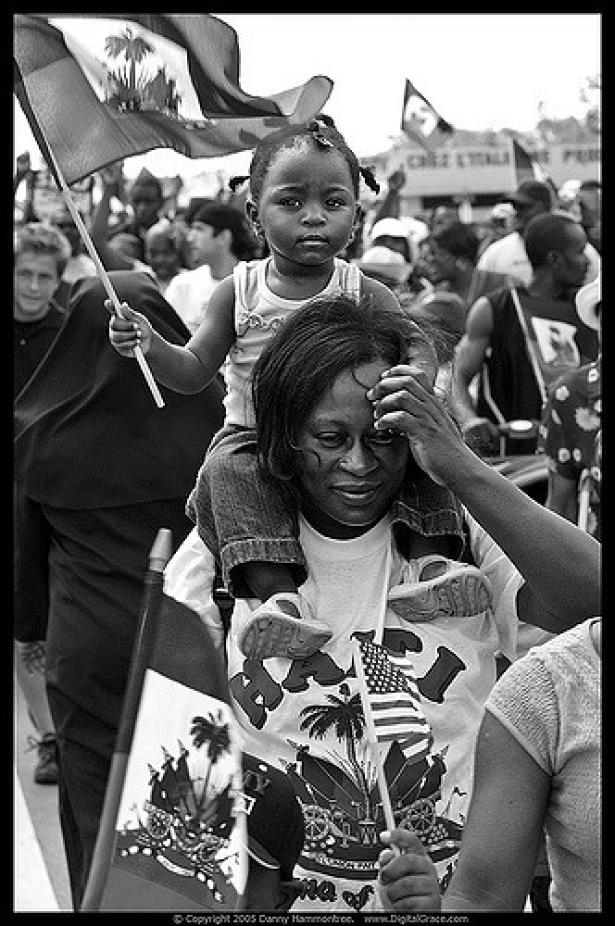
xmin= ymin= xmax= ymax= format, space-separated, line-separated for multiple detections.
xmin=14 ymin=672 xmax=72 ymax=912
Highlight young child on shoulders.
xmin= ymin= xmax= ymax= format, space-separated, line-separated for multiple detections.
xmin=108 ymin=115 xmax=489 ymax=661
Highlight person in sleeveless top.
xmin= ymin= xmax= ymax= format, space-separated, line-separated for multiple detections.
xmin=453 ymin=212 xmax=599 ymax=456
xmin=109 ymin=116 xmax=487 ymax=662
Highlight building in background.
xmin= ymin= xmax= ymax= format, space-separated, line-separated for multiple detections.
xmin=366 ymin=130 xmax=600 ymax=225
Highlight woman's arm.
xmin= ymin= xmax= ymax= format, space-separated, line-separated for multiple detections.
xmin=368 ymin=365 xmax=600 ymax=631
xmin=108 ymin=274 xmax=236 ymax=394
xmin=442 ymin=710 xmax=549 ymax=911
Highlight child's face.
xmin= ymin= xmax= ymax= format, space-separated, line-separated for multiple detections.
xmin=254 ymin=140 xmax=359 ymax=270
xmin=145 ymin=235 xmax=181 ymax=280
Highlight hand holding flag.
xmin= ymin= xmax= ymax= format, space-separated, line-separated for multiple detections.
xmin=14 ymin=13 xmax=333 ymax=407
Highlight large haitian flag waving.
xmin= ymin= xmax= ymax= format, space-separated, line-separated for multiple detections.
xmin=14 ymin=14 xmax=334 ymax=185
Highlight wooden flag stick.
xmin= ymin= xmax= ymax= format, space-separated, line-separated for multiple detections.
xmin=39 ymin=142 xmax=165 ymax=408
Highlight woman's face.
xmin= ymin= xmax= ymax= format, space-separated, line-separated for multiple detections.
xmin=295 ymin=360 xmax=409 ymax=538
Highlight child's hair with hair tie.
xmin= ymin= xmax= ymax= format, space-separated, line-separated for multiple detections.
xmin=245 ymin=114 xmax=381 ymax=203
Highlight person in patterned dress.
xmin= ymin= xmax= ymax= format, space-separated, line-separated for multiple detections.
xmin=539 ymin=275 xmax=601 ymax=538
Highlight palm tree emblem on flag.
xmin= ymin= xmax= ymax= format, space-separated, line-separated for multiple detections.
xmin=103 ymin=26 xmax=182 ymax=114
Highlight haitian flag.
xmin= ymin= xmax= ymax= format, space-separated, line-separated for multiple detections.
xmin=14 ymin=14 xmax=334 ymax=185
xmin=81 ymin=530 xmax=248 ymax=911
xmin=401 ymin=78 xmax=453 ymax=153
xmin=511 ymin=137 xmax=558 ymax=200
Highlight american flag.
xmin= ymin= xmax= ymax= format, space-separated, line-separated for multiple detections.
xmin=355 ymin=638 xmax=433 ymax=764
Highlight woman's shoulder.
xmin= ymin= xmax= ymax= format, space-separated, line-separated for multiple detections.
xmin=496 ymin=619 xmax=596 ymax=696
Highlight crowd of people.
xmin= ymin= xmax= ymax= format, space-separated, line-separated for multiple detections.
xmin=14 ymin=110 xmax=601 ymax=914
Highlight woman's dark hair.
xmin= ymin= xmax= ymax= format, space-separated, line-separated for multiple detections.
xmin=432 ymin=221 xmax=480 ymax=265
xmin=252 ymin=292 xmax=436 ymax=490
xmin=230 ymin=114 xmax=380 ymax=202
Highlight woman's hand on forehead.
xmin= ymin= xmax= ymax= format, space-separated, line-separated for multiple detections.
xmin=366 ymin=365 xmax=465 ymax=487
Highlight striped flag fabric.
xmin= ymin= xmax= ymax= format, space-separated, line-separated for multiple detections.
xmin=81 ymin=530 xmax=248 ymax=911
xmin=401 ymin=78 xmax=453 ymax=153
xmin=14 ymin=14 xmax=333 ymax=186
xmin=353 ymin=638 xmax=433 ymax=765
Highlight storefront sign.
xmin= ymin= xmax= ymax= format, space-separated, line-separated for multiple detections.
xmin=381 ymin=141 xmax=600 ymax=198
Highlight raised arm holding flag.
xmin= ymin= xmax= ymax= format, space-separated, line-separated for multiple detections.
xmin=14 ymin=13 xmax=333 ymax=405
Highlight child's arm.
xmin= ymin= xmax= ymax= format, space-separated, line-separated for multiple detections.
xmin=107 ymin=275 xmax=236 ymax=394
xmin=378 ymin=828 xmax=441 ymax=911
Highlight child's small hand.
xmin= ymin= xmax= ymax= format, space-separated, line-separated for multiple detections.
xmin=106 ymin=300 xmax=153 ymax=357
xmin=378 ymin=828 xmax=441 ymax=911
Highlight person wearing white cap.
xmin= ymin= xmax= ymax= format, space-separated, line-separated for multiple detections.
xmin=360 ymin=217 xmax=413 ymax=275
xmin=538 ymin=273 xmax=601 ymax=538
xmin=477 ymin=180 xmax=600 ymax=289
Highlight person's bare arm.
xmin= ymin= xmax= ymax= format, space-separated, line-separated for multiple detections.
xmin=545 ymin=470 xmax=579 ymax=523
xmin=370 ymin=169 xmax=405 ymax=224
xmin=108 ymin=275 xmax=236 ymax=394
xmin=442 ymin=711 xmax=549 ymax=911
xmin=368 ymin=366 xmax=601 ymax=630
xmin=91 ymin=168 xmax=135 ymax=272
xmin=451 ymin=297 xmax=500 ymax=451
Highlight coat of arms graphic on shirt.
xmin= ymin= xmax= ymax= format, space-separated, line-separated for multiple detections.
xmin=279 ymin=677 xmax=463 ymax=885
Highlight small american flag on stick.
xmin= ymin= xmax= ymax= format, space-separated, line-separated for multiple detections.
xmin=353 ymin=637 xmax=432 ymax=765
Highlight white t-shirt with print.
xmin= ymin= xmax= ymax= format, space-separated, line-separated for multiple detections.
xmin=165 ymin=511 xmax=551 ymax=913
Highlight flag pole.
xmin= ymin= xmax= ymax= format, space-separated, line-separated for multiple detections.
xmin=34 ymin=134 xmax=165 ymax=408
xmin=81 ymin=528 xmax=174 ymax=911
xmin=352 ymin=640 xmax=398 ymax=837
